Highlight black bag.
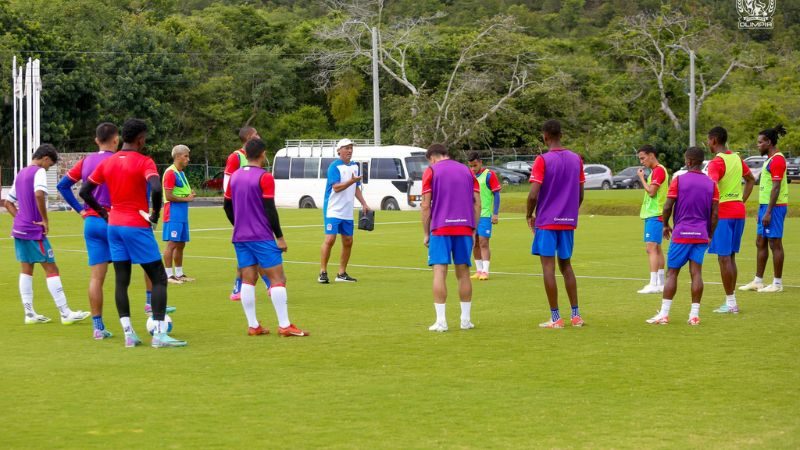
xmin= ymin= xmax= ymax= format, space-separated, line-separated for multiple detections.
xmin=358 ymin=209 xmax=375 ymax=231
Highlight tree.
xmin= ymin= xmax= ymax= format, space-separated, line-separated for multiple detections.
xmin=611 ymin=8 xmax=763 ymax=132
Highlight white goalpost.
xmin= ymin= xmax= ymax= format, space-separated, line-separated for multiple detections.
xmin=11 ymin=56 xmax=42 ymax=178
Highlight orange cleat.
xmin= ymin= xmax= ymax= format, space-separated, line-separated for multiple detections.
xmin=248 ymin=323 xmax=270 ymax=336
xmin=278 ymin=324 xmax=310 ymax=337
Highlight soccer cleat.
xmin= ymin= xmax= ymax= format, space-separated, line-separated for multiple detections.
xmin=61 ymin=310 xmax=90 ymax=325
xmin=637 ymin=284 xmax=661 ymax=294
xmin=93 ymin=328 xmax=114 ymax=340
xmin=230 ymin=292 xmax=241 ymax=301
xmin=317 ymin=271 xmax=330 ymax=284
xmin=739 ymin=280 xmax=764 ymax=291
xmin=24 ymin=313 xmax=52 ymax=324
xmin=539 ymin=318 xmax=565 ymax=329
xmin=713 ymin=304 xmax=740 ymax=314
xmin=428 ymin=321 xmax=448 ymax=332
xmin=279 ymin=324 xmax=310 ymax=337
xmin=571 ymin=315 xmax=585 ymax=327
xmin=167 ymin=276 xmax=184 ymax=284
xmin=646 ymin=313 xmax=669 ymax=325
xmin=470 ymin=272 xmax=480 ymax=279
xmin=460 ymin=320 xmax=475 ymax=330
xmin=478 ymin=272 xmax=489 ymax=281
xmin=335 ymin=272 xmax=357 ymax=283
xmin=151 ymin=333 xmax=187 ymax=348
xmin=248 ymin=323 xmax=270 ymax=336
xmin=125 ymin=332 xmax=142 ymax=348
xmin=687 ymin=316 xmax=701 ymax=326
xmin=757 ymin=284 xmax=783 ymax=293
xmin=144 ymin=304 xmax=177 ymax=315
xmin=176 ymin=274 xmax=195 ymax=282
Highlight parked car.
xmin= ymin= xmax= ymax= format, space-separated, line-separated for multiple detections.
xmin=787 ymin=156 xmax=800 ymax=183
xmin=502 ymin=161 xmax=532 ymax=176
xmin=583 ymin=164 xmax=613 ymax=190
xmin=673 ymin=160 xmax=710 ymax=178
xmin=744 ymin=155 xmax=766 ymax=182
xmin=202 ymin=171 xmax=224 ymax=192
xmin=613 ymin=166 xmax=651 ymax=189
xmin=487 ymin=166 xmax=526 ymax=185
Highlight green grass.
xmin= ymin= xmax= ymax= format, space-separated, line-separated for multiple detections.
xmin=0 ymin=208 xmax=797 ymax=448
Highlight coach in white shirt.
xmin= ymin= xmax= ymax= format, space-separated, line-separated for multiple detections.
xmin=318 ymin=139 xmax=371 ymax=284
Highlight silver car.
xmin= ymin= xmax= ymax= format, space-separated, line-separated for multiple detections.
xmin=744 ymin=155 xmax=766 ymax=182
xmin=583 ymin=164 xmax=613 ymax=190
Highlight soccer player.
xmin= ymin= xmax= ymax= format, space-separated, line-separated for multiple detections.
xmin=318 ymin=138 xmax=371 ymax=284
xmin=223 ymin=138 xmax=309 ymax=337
xmin=705 ymin=126 xmax=755 ymax=313
xmin=647 ymin=147 xmax=719 ymax=326
xmin=162 ymin=144 xmax=196 ymax=284
xmin=80 ymin=118 xmax=186 ymax=348
xmin=56 ymin=122 xmax=120 ymax=338
xmin=526 ymin=120 xmax=585 ymax=329
xmin=467 ymin=152 xmax=501 ymax=281
xmin=740 ymin=124 xmax=789 ymax=293
xmin=421 ymin=143 xmax=480 ymax=332
xmin=635 ymin=145 xmax=669 ymax=294
xmin=224 ymin=126 xmax=259 ymax=300
xmin=5 ymin=144 xmax=90 ymax=325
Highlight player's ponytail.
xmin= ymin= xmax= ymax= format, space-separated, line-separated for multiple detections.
xmin=759 ymin=124 xmax=788 ymax=146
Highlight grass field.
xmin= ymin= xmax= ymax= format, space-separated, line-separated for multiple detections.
xmin=0 ymin=194 xmax=798 ymax=449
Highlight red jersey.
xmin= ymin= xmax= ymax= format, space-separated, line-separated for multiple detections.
xmin=89 ymin=150 xmax=159 ymax=228
xmin=529 ymin=152 xmax=586 ymax=230
xmin=422 ymin=165 xmax=480 ymax=236
xmin=706 ymin=151 xmax=752 ymax=219
xmin=224 ymin=149 xmax=247 ymax=175
xmin=667 ymin=173 xmax=720 ymax=244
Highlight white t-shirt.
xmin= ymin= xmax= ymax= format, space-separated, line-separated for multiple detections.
xmin=323 ymin=160 xmax=361 ymax=220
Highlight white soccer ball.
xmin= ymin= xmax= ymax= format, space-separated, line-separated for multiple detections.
xmin=146 ymin=314 xmax=173 ymax=335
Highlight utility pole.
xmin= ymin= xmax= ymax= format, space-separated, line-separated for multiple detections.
xmin=371 ymin=26 xmax=381 ymax=146
xmin=688 ymin=49 xmax=696 ymax=147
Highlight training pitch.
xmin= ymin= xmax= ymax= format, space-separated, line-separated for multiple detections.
xmin=0 ymin=199 xmax=797 ymax=448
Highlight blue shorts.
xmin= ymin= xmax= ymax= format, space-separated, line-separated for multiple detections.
xmin=428 ymin=235 xmax=473 ymax=266
xmin=325 ymin=218 xmax=354 ymax=236
xmin=84 ymin=216 xmax=111 ymax=266
xmin=162 ymin=221 xmax=190 ymax=242
xmin=14 ymin=238 xmax=55 ymax=264
xmin=667 ymin=242 xmax=708 ymax=269
xmin=107 ymin=225 xmax=162 ymax=264
xmin=757 ymin=205 xmax=787 ymax=238
xmin=476 ymin=217 xmax=493 ymax=238
xmin=643 ymin=217 xmax=663 ymax=244
xmin=532 ymin=229 xmax=574 ymax=259
xmin=708 ymin=218 xmax=745 ymax=256
xmin=234 ymin=240 xmax=283 ymax=269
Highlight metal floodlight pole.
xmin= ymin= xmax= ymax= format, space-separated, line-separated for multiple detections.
xmin=32 ymin=59 xmax=42 ymax=150
xmin=688 ymin=50 xmax=696 ymax=147
xmin=371 ymin=26 xmax=381 ymax=147
xmin=12 ymin=56 xmax=18 ymax=176
xmin=25 ymin=58 xmax=33 ymax=165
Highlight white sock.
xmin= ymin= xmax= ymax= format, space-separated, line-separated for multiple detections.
xmin=726 ymin=294 xmax=737 ymax=308
xmin=165 ymin=267 xmax=174 ymax=277
xmin=460 ymin=301 xmax=471 ymax=322
xmin=754 ymin=276 xmax=763 ymax=284
xmin=240 ymin=283 xmax=259 ymax=328
xmin=773 ymin=278 xmax=782 ymax=286
xmin=689 ymin=303 xmax=701 ymax=319
xmin=475 ymin=260 xmax=484 ymax=272
xmin=657 ymin=269 xmax=665 ymax=285
xmin=483 ymin=261 xmax=490 ymax=274
xmin=120 ymin=316 xmax=133 ymax=334
xmin=46 ymin=276 xmax=71 ymax=317
xmin=156 ymin=320 xmax=169 ymax=334
xmin=659 ymin=299 xmax=672 ymax=317
xmin=175 ymin=266 xmax=184 ymax=277
xmin=434 ymin=303 xmax=446 ymax=323
xmin=649 ymin=272 xmax=658 ymax=286
xmin=19 ymin=274 xmax=35 ymax=316
xmin=269 ymin=286 xmax=291 ymax=328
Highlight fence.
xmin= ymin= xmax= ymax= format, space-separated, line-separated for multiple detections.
xmin=454 ymin=148 xmax=641 ymax=173
xmin=155 ymin=164 xmax=225 ymax=191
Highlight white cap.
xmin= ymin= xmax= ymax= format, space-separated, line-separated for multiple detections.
xmin=336 ymin=138 xmax=353 ymax=150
